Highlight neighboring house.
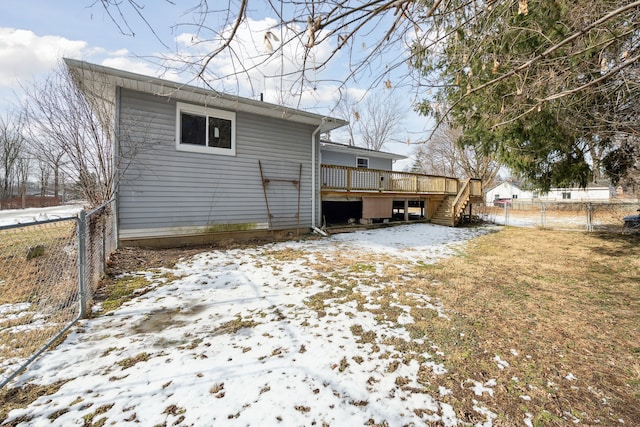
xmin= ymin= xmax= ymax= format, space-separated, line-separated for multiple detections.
xmin=66 ymin=59 xmax=347 ymax=247
xmin=485 ymin=180 xmax=613 ymax=206
xmin=484 ymin=181 xmax=532 ymax=206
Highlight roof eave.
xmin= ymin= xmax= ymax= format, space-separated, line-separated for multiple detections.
xmin=64 ymin=58 xmax=348 ymax=132
xmin=319 ymin=141 xmax=407 ymax=160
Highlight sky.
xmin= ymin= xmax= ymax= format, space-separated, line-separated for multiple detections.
xmin=0 ymin=1 xmax=430 ymax=168
xmin=2 ymin=223 xmax=511 ymax=426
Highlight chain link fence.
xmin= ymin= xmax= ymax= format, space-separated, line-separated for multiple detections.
xmin=0 ymin=199 xmax=116 ymax=388
xmin=476 ymin=201 xmax=639 ymax=232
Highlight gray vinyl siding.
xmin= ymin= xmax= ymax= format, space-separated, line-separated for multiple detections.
xmin=117 ymin=88 xmax=315 ymax=238
xmin=321 ymin=150 xmax=392 ymax=170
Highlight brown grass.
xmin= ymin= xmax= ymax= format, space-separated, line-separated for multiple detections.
xmin=409 ymin=227 xmax=640 ymax=425
xmin=0 ymin=221 xmax=77 ymax=304
xmin=0 ymin=221 xmax=78 ymax=371
xmin=302 ymin=227 xmax=639 ymax=425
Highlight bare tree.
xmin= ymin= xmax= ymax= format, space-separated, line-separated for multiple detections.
xmin=94 ymin=2 xmax=640 ymax=108
xmin=22 ymin=64 xmax=119 ymax=207
xmin=29 ymin=136 xmax=67 ymax=199
xmin=15 ymin=156 xmax=30 ymax=209
xmin=358 ymin=94 xmax=404 ymax=151
xmin=334 ymin=91 xmax=359 ymax=146
xmin=34 ymin=156 xmax=52 ymax=197
xmin=412 ymin=123 xmax=500 ymax=186
xmin=0 ymin=112 xmax=25 ymax=205
xmin=335 ymin=90 xmax=404 ymax=150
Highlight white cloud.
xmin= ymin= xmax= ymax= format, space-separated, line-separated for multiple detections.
xmin=0 ymin=28 xmax=87 ymax=87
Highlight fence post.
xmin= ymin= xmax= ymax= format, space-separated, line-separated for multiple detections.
xmin=586 ymin=202 xmax=593 ymax=232
xmin=541 ymin=203 xmax=546 ymax=228
xmin=102 ymin=213 xmax=107 ymax=275
xmin=77 ymin=210 xmax=87 ymax=319
xmin=504 ymin=203 xmax=509 ymax=226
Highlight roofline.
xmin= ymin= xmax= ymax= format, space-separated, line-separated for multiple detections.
xmin=63 ymin=58 xmax=348 ymax=133
xmin=319 ymin=140 xmax=407 ymax=160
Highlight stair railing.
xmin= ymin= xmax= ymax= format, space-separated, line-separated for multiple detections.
xmin=450 ymin=178 xmax=471 ymax=225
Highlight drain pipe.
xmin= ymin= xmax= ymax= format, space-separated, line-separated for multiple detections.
xmin=311 ymin=119 xmax=325 ymax=229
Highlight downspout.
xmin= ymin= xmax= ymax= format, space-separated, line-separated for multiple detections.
xmin=113 ymin=86 xmax=120 ymax=247
xmin=311 ymin=119 xmax=325 ymax=229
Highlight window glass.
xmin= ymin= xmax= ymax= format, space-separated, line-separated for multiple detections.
xmin=208 ymin=117 xmax=232 ymax=149
xmin=181 ymin=113 xmax=207 ymax=146
xmin=176 ymin=103 xmax=236 ymax=156
xmin=356 ymin=157 xmax=369 ymax=168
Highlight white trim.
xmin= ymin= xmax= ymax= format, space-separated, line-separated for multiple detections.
xmin=175 ymin=102 xmax=236 ymax=156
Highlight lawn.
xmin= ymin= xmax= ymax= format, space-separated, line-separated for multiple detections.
xmin=1 ymin=224 xmax=638 ymax=426
xmin=0 ymin=220 xmax=79 ymax=380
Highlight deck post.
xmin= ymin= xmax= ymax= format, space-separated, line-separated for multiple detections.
xmin=404 ymin=200 xmax=409 ymax=221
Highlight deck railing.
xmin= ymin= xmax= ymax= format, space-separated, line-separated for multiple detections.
xmin=321 ymin=165 xmax=465 ymax=195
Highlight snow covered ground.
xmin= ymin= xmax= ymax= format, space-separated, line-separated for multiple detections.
xmin=0 ymin=204 xmax=85 ymax=227
xmin=4 ymin=224 xmax=499 ymax=426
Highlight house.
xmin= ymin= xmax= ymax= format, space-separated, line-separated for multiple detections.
xmin=484 ymin=181 xmax=532 ymax=206
xmin=66 ymin=59 xmax=482 ymax=247
xmin=65 ymin=59 xmax=347 ymax=246
xmin=485 ymin=180 xmax=614 ymax=206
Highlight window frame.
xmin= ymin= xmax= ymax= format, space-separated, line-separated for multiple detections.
xmin=356 ymin=157 xmax=369 ymax=169
xmin=175 ymin=102 xmax=236 ymax=156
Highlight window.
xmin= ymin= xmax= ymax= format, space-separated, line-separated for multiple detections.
xmin=512 ymin=194 xmax=518 ymax=199
xmin=356 ymin=157 xmax=369 ymax=168
xmin=176 ymin=102 xmax=236 ymax=155
xmin=562 ymin=192 xmax=571 ymax=199
xmin=494 ymin=194 xmax=500 ymax=199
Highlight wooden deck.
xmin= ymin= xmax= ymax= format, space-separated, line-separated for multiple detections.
xmin=320 ymin=165 xmax=483 ymax=226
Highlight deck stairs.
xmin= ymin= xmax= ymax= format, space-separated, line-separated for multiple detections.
xmin=431 ymin=195 xmax=456 ymax=227
xmin=431 ymin=179 xmax=473 ymax=227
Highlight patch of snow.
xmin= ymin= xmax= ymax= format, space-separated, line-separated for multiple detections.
xmin=440 ymin=402 xmax=458 ymax=427
xmin=473 ymin=401 xmax=498 ymax=426
xmin=467 ymin=379 xmax=496 ymax=397
xmin=494 ymin=354 xmax=510 ymax=370
xmin=438 ymin=386 xmax=452 ymax=397
xmin=3 ymin=223 xmax=499 ymax=426
xmin=397 ymin=312 xmax=414 ymax=325
xmin=0 ymin=204 xmax=84 ymax=227
xmin=524 ymin=413 xmax=534 ymax=427
xmin=565 ymin=372 xmax=577 ymax=381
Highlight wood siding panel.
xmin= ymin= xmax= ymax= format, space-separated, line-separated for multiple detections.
xmin=117 ymin=89 xmax=315 ymax=237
